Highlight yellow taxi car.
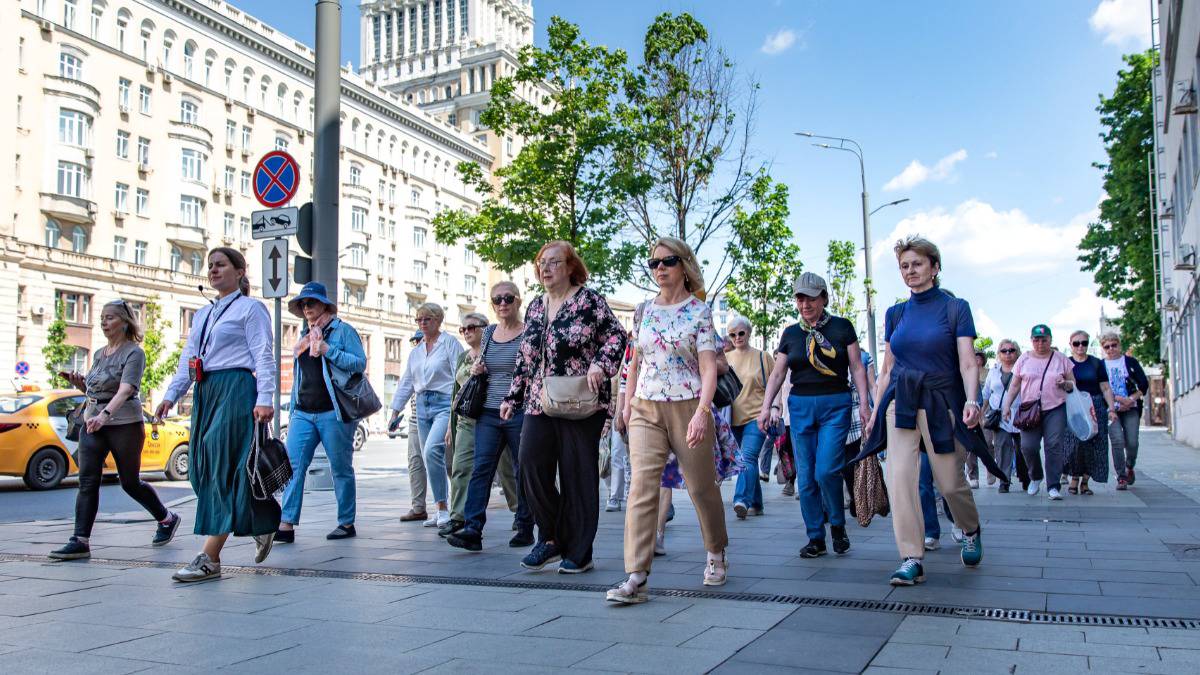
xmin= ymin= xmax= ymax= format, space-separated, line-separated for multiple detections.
xmin=0 ymin=389 xmax=191 ymax=490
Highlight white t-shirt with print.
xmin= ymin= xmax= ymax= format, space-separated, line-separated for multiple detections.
xmin=1106 ymin=357 xmax=1130 ymax=398
xmin=634 ymin=296 xmax=717 ymax=402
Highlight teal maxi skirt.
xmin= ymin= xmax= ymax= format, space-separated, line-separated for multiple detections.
xmin=189 ymin=369 xmax=280 ymax=537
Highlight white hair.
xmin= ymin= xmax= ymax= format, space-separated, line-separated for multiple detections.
xmin=727 ymin=315 xmax=752 ymax=333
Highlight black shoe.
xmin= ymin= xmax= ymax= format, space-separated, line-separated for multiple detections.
xmin=520 ymin=541 xmax=562 ymax=570
xmin=831 ymin=526 xmax=850 ymax=554
xmin=274 ymin=528 xmax=295 ymax=544
xmin=799 ymin=539 xmax=827 ymax=558
xmin=152 ymin=512 xmax=181 ymax=547
xmin=438 ymin=520 xmax=465 ymax=538
xmin=447 ymin=528 xmax=483 ymax=552
xmin=998 ymin=483 xmax=1010 ymax=494
xmin=666 ymin=504 xmax=675 ymax=522
xmin=49 ymin=537 xmax=90 ymax=560
xmin=512 ymin=520 xmax=519 ymax=531
xmin=558 ymin=558 xmax=594 ymax=574
xmin=326 ymin=524 xmax=356 ymax=540
xmin=509 ymin=528 xmax=534 ymax=548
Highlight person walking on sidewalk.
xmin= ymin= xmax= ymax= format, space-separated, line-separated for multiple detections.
xmin=503 ymin=241 xmax=627 ymax=574
xmin=390 ymin=332 xmax=428 ymax=522
xmin=759 ymin=272 xmax=871 ymax=559
xmin=1100 ymin=332 xmax=1149 ymax=489
xmin=981 ymin=339 xmax=1022 ymax=493
xmin=1066 ymin=330 xmax=1116 ymax=494
xmin=442 ymin=311 xmax=490 ymax=538
xmin=156 ymin=247 xmax=278 ymax=582
xmin=50 ymin=300 xmax=180 ymax=560
xmin=607 ymin=237 xmax=728 ymax=604
xmin=727 ymin=316 xmax=776 ymax=520
xmin=606 ymin=311 xmax=644 ymax=513
xmin=966 ymin=348 xmax=989 ymax=488
xmin=389 ymin=304 xmax=464 ymax=529
xmin=276 ymin=283 xmax=367 ymax=544
xmin=1002 ymin=325 xmax=1078 ymax=500
xmin=859 ymin=236 xmax=994 ymax=587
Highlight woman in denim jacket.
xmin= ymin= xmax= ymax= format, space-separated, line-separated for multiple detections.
xmin=276 ymin=282 xmax=368 ymax=543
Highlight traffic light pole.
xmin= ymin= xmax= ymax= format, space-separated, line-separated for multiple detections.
xmin=313 ymin=0 xmax=341 ymax=291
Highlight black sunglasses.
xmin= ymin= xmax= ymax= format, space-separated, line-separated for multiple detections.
xmin=299 ymin=299 xmax=324 ymax=309
xmin=1102 ymin=343 xmax=1119 ymax=349
xmin=1070 ymin=340 xmax=1089 ymax=347
xmin=999 ymin=348 xmax=1017 ymax=354
xmin=491 ymin=294 xmax=517 ymax=306
xmin=647 ymin=255 xmax=682 ymax=270
xmin=459 ymin=324 xmax=485 ymax=334
xmin=729 ymin=331 xmax=747 ymax=338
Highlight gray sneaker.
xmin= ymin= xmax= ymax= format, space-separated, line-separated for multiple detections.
xmin=173 ymin=553 xmax=221 ymax=583
xmin=253 ymin=533 xmax=274 ymax=563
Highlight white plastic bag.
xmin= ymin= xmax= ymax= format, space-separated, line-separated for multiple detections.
xmin=1065 ymin=388 xmax=1097 ymax=441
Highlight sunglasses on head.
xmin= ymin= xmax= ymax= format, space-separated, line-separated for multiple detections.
xmin=491 ymin=294 xmax=517 ymax=306
xmin=1071 ymin=340 xmax=1088 ymax=347
xmin=729 ymin=331 xmax=747 ymax=338
xmin=647 ymin=255 xmax=682 ymax=270
xmin=459 ymin=324 xmax=485 ymax=334
xmin=999 ymin=348 xmax=1017 ymax=354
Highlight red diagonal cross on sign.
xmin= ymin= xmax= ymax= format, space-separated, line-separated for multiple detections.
xmin=262 ymin=160 xmax=290 ymax=196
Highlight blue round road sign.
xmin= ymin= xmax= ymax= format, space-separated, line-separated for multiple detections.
xmin=15 ymin=361 xmax=29 ymax=376
xmin=253 ymin=151 xmax=300 ymax=208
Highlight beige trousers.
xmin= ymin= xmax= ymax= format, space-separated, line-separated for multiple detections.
xmin=625 ymin=397 xmax=728 ymax=574
xmin=884 ymin=403 xmax=980 ymax=560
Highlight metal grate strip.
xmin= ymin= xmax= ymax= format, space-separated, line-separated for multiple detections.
xmin=4 ymin=552 xmax=1198 ymax=631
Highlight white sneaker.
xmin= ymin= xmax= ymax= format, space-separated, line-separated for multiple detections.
xmin=435 ymin=509 xmax=451 ymax=527
xmin=1027 ymin=482 xmax=1040 ymax=496
xmin=173 ymin=553 xmax=221 ymax=583
xmin=969 ymin=479 xmax=979 ymax=489
xmin=951 ymin=527 xmax=964 ymax=543
xmin=923 ymin=536 xmax=940 ymax=551
xmin=1048 ymin=488 xmax=1063 ymax=501
xmin=423 ymin=513 xmax=439 ymax=527
xmin=654 ymin=530 xmax=667 ymax=557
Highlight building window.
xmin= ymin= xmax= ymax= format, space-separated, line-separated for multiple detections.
xmin=225 ymin=120 xmax=237 ymax=146
xmin=180 ymin=149 xmax=206 ymax=182
xmin=116 ymin=13 xmax=128 ymax=51
xmin=240 ymin=217 xmax=251 ymax=240
xmin=410 ymin=188 xmax=421 ymax=206
xmin=464 ymin=275 xmax=476 ymax=295
xmin=183 ymin=42 xmax=195 ymax=79
xmin=413 ymin=260 xmax=426 ymax=281
xmin=351 ymin=206 xmax=367 ymax=232
xmin=169 ymin=246 xmax=182 ymax=272
xmin=137 ymin=137 xmax=150 ymax=166
xmin=413 ymin=227 xmax=427 ymax=248
xmin=138 ymin=85 xmax=152 ymax=115
xmin=349 ymin=244 xmax=366 ymax=268
xmin=434 ymin=0 xmax=443 ymax=46
xmin=377 ymin=254 xmax=385 ymax=275
xmin=224 ymin=212 xmax=235 ymax=237
xmin=242 ymin=125 xmax=252 ymax=149
xmin=70 ymin=227 xmax=88 ymax=253
xmin=274 ymin=135 xmax=289 ymax=152
xmin=114 ymin=183 xmax=129 ymax=212
xmin=179 ymin=196 xmax=204 ymax=227
xmin=180 ymin=308 xmax=196 ymax=338
xmin=113 ymin=236 xmax=126 ymax=261
xmin=58 ymin=109 xmax=91 ymax=146
xmin=118 ymin=78 xmax=131 ymax=109
xmin=350 ymin=164 xmax=362 ymax=186
xmin=224 ymin=167 xmax=235 ymax=191
xmin=240 ymin=171 xmax=251 ymax=196
xmin=409 ymin=6 xmax=418 ymax=53
xmin=421 ymin=2 xmax=429 ymax=49
xmin=162 ymin=32 xmax=174 ymax=68
xmin=116 ymin=130 xmax=129 ymax=159
xmin=90 ymin=4 xmax=101 ymax=38
xmin=388 ymin=257 xmax=396 ymax=278
xmin=63 ymin=0 xmax=77 ymax=30
xmin=59 ymin=51 xmax=83 ymax=80
xmin=460 ymin=0 xmax=469 ymax=35
xmin=45 ymin=219 xmax=61 ymax=248
xmin=56 ymin=161 xmax=86 ymax=198
xmin=56 ymin=291 xmax=92 ymax=325
xmin=16 ymin=95 xmax=22 ymax=128
xmin=134 ymin=240 xmax=147 ymax=265
xmin=190 ymin=251 xmax=203 ymax=276
xmin=180 ymin=98 xmax=200 ymax=125
xmin=136 ymin=188 xmax=149 ymax=216
xmin=372 ymin=14 xmax=381 ymax=61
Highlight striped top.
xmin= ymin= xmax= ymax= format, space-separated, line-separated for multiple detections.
xmin=483 ymin=325 xmax=524 ymax=410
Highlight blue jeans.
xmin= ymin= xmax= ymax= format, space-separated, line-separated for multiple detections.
xmin=416 ymin=391 xmax=452 ymax=505
xmin=281 ymin=409 xmax=358 ymax=526
xmin=465 ymin=409 xmax=533 ymax=533
xmin=732 ymin=423 xmax=769 ymax=509
xmin=789 ymin=392 xmax=852 ymax=541
xmin=919 ymin=452 xmax=941 ymax=540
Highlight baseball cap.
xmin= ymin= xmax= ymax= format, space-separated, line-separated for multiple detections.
xmin=793 ymin=272 xmax=828 ymax=298
xmin=1030 ymin=324 xmax=1052 ymax=338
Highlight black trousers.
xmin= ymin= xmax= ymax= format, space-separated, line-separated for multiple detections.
xmin=75 ymin=422 xmax=169 ymax=538
xmin=518 ymin=411 xmax=606 ymax=565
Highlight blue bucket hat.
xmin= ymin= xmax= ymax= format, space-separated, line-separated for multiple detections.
xmin=288 ymin=281 xmax=337 ymax=318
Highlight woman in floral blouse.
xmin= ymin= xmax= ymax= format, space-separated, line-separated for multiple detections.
xmin=501 ymin=241 xmax=627 ymax=574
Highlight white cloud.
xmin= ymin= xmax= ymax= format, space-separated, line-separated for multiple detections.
xmin=883 ymin=149 xmax=968 ymax=192
xmin=761 ymin=28 xmax=797 ymax=55
xmin=1049 ymin=286 xmax=1121 ymax=342
xmin=1090 ymin=0 xmax=1151 ymax=49
xmin=973 ymin=307 xmax=1004 ymax=342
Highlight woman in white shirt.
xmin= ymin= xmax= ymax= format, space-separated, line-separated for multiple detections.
xmin=388 ymin=303 xmax=464 ymax=528
xmin=981 ymin=339 xmax=1022 ymax=492
xmin=155 ymin=247 xmax=277 ymax=582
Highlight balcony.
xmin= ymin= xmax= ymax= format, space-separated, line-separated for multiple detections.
xmin=341 ymin=264 xmax=369 ymax=285
xmin=39 ymin=192 xmax=96 ymax=225
xmin=165 ymin=222 xmax=207 ymax=248
xmin=170 ymin=120 xmax=214 ymax=147
xmin=341 ymin=183 xmax=371 ymax=204
xmin=406 ymin=205 xmax=430 ymax=221
xmin=43 ymin=75 xmax=101 ymax=113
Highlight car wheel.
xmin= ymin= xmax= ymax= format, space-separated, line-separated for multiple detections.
xmin=23 ymin=447 xmax=68 ymax=490
xmin=165 ymin=444 xmax=190 ymax=481
xmin=353 ymin=423 xmax=368 ymax=452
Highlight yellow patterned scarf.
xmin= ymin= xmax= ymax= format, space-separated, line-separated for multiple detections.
xmin=799 ymin=311 xmax=838 ymax=377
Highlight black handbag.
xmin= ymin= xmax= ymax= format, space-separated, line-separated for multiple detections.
xmin=247 ymin=422 xmax=292 ymax=501
xmin=65 ymin=401 xmax=86 ymax=442
xmin=983 ymin=406 xmax=1002 ymax=431
xmin=330 ymin=371 xmax=382 ymax=421
xmin=454 ymin=327 xmax=491 ymax=420
xmin=713 ymin=368 xmax=743 ymax=409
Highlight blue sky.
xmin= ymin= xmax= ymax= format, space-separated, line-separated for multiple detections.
xmin=235 ymin=0 xmax=1152 ymax=351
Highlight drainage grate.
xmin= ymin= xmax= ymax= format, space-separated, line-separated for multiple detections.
xmin=4 ymin=552 xmax=1198 ymax=631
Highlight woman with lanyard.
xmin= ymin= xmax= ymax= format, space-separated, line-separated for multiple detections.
xmin=156 ymin=247 xmax=277 ymax=582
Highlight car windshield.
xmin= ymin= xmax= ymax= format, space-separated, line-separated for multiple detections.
xmin=0 ymin=395 xmax=42 ymax=413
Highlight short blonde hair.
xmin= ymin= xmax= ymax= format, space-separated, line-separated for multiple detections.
xmin=104 ymin=300 xmax=144 ymax=343
xmin=650 ymin=236 xmax=706 ymax=300
xmin=491 ymin=280 xmax=520 ymax=298
xmin=728 ymin=316 xmax=752 ymax=333
xmin=461 ymin=312 xmax=488 ymax=327
xmin=415 ymin=303 xmax=444 ymax=322
xmin=1070 ymin=330 xmax=1089 ymax=344
xmin=999 ymin=338 xmax=1020 ymax=352
xmin=893 ymin=235 xmax=942 ymax=287
xmin=1100 ymin=331 xmax=1121 ymax=346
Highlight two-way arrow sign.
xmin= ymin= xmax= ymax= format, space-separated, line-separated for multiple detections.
xmin=261 ymin=239 xmax=289 ymax=299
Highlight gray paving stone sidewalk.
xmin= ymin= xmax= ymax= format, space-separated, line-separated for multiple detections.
xmin=0 ymin=429 xmax=1198 ymax=673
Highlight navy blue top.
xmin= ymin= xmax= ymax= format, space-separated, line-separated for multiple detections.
xmin=885 ymin=287 xmax=977 ymax=375
xmin=1070 ymin=354 xmax=1109 ymax=397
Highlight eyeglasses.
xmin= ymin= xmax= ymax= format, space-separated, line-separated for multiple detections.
xmin=415 ymin=316 xmax=437 ymax=324
xmin=492 ymin=294 xmax=517 ymax=306
xmin=299 ymin=299 xmax=323 ymax=309
xmin=1102 ymin=343 xmax=1119 ymax=349
xmin=647 ymin=255 xmax=682 ymax=270
xmin=1070 ymin=340 xmax=1089 ymax=347
xmin=459 ymin=324 xmax=485 ymax=334
xmin=537 ymin=258 xmax=564 ymax=270
xmin=729 ymin=331 xmax=747 ymax=338
xmin=999 ymin=348 xmax=1017 ymax=354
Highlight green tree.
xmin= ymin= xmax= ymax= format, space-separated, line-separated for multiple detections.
xmin=974 ymin=336 xmax=996 ymax=361
xmin=433 ymin=17 xmax=644 ymax=292
xmin=826 ymin=240 xmax=858 ymax=320
xmin=140 ymin=298 xmax=181 ymax=404
xmin=1078 ymin=50 xmax=1159 ymax=364
xmin=725 ymin=176 xmax=801 ymax=349
xmin=42 ymin=299 xmax=75 ymax=388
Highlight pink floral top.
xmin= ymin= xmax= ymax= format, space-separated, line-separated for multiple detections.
xmin=634 ymin=296 xmax=717 ymax=402
xmin=504 ymin=287 xmax=628 ymax=417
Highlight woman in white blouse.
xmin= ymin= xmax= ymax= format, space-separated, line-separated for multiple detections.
xmin=155 ymin=247 xmax=278 ymax=583
xmin=388 ymin=303 xmax=465 ymax=528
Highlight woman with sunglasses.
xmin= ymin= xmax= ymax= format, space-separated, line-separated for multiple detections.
xmin=389 ymin=303 xmax=465 ymax=528
xmin=726 ymin=317 xmax=778 ymax=520
xmin=276 ymin=282 xmax=367 ymax=543
xmin=981 ymin=339 xmax=1023 ymax=492
xmin=444 ymin=294 xmax=528 ymax=546
xmin=502 ymin=247 xmax=626 ymax=573
xmin=758 ymin=272 xmax=870 ymax=559
xmin=1100 ymin=332 xmax=1149 ymax=489
xmin=1064 ymin=330 xmax=1116 ymax=495
xmin=1001 ymin=324 xmax=1077 ymax=500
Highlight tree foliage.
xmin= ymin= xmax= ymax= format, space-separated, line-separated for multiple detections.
xmin=826 ymin=240 xmax=858 ymax=320
xmin=432 ymin=17 xmax=643 ymax=293
xmin=42 ymin=300 xmax=75 ymax=388
xmin=140 ymin=298 xmax=181 ymax=401
xmin=1078 ymin=50 xmax=1159 ymax=364
xmin=974 ymin=336 xmax=995 ymax=361
xmin=726 ymin=176 xmax=801 ymax=349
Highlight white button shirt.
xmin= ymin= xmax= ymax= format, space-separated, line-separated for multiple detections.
xmin=389 ymin=331 xmax=464 ymax=412
xmin=164 ymin=292 xmax=277 ymax=408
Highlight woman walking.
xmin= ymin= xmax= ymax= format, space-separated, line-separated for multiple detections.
xmin=389 ymin=303 xmax=464 ymax=528
xmin=607 ymin=237 xmax=728 ymax=604
xmin=1066 ymin=331 xmax=1116 ymax=494
xmin=446 ymin=287 xmax=531 ymax=549
xmin=758 ymin=272 xmax=871 ymax=559
xmin=275 ymin=282 xmax=367 ymax=543
xmin=1001 ymin=325 xmax=1077 ymax=500
xmin=727 ymin=317 xmax=776 ymax=519
xmin=1100 ymin=333 xmax=1149 ymax=489
xmin=981 ymin=339 xmax=1022 ymax=492
xmin=502 ymin=241 xmax=626 ymax=573
xmin=859 ymin=236 xmax=993 ymax=586
xmin=50 ymin=301 xmax=180 ymax=560
xmin=156 ymin=247 xmax=278 ymax=582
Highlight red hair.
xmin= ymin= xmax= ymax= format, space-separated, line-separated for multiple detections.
xmin=536 ymin=240 xmax=589 ymax=286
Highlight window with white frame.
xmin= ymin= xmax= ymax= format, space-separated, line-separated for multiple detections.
xmin=137 ymin=137 xmax=150 ymax=165
xmin=464 ymin=248 xmax=477 ymax=266
xmin=378 ymin=216 xmax=386 ymax=237
xmin=179 ymin=196 xmax=204 ymax=227
xmin=113 ymin=236 xmax=126 ymax=261
xmin=58 ymin=109 xmax=91 ymax=146
xmin=240 ymin=217 xmax=250 ymax=240
xmin=134 ymin=240 xmax=147 ymax=265
xmin=413 ymin=260 xmax=426 ymax=281
xmin=56 ymin=161 xmax=86 ymax=198
xmin=169 ymin=246 xmax=182 ymax=272
xmin=45 ymin=219 xmax=61 ymax=248
xmin=241 ymin=125 xmax=251 ymax=149
xmin=464 ymin=275 xmax=476 ymax=295
xmin=350 ymin=164 xmax=362 ymax=186
xmin=410 ymin=188 xmax=421 ymax=206
xmin=183 ymin=42 xmax=195 ymax=79
xmin=138 ymin=85 xmax=151 ymax=114
xmin=387 ymin=257 xmax=396 ymax=278
xmin=377 ymin=254 xmax=385 ymax=275
xmin=224 ymin=167 xmax=235 ymax=191
xmin=180 ymin=149 xmax=206 ymax=182
xmin=240 ymin=171 xmax=251 ymax=196
xmin=114 ymin=183 xmax=129 ymax=212
xmin=71 ymin=226 xmax=88 ymax=253
xmin=190 ymin=251 xmax=203 ymax=275
xmin=162 ymin=32 xmax=174 ymax=68
xmin=413 ymin=227 xmax=427 ymax=248
xmin=63 ymin=0 xmax=77 ymax=29
xmin=225 ymin=120 xmax=236 ymax=146
xmin=349 ymin=244 xmax=366 ymax=268
xmin=224 ymin=212 xmax=235 ymax=237
xmin=90 ymin=4 xmax=101 ymax=38
xmin=59 ymin=50 xmax=83 ymax=80
xmin=136 ymin=188 xmax=148 ymax=216
xmin=116 ymin=130 xmax=129 ymax=159
xmin=180 ymin=97 xmax=200 ymax=125
xmin=274 ymin=135 xmax=289 ymax=152
xmin=351 ymin=206 xmax=367 ymax=232
xmin=118 ymin=78 xmax=131 ymax=109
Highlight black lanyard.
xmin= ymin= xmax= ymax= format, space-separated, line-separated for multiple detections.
xmin=196 ymin=293 xmax=242 ymax=358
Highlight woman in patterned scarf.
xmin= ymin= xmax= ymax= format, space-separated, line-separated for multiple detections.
xmin=758 ymin=272 xmax=871 ymax=559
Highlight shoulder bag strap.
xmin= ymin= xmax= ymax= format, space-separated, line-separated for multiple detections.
xmin=1034 ymin=355 xmax=1053 ymax=403
xmin=759 ymin=351 xmax=767 ymax=387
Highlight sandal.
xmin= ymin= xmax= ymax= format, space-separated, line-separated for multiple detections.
xmin=605 ymin=577 xmax=648 ymax=604
xmin=1068 ymin=486 xmax=1079 ymax=495
xmin=1081 ymin=483 xmax=1093 ymax=496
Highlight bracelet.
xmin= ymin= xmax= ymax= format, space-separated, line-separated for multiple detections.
xmin=964 ymin=401 xmax=980 ymax=410
xmin=100 ymin=409 xmax=112 ymax=417
xmin=695 ymin=402 xmax=712 ymax=415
